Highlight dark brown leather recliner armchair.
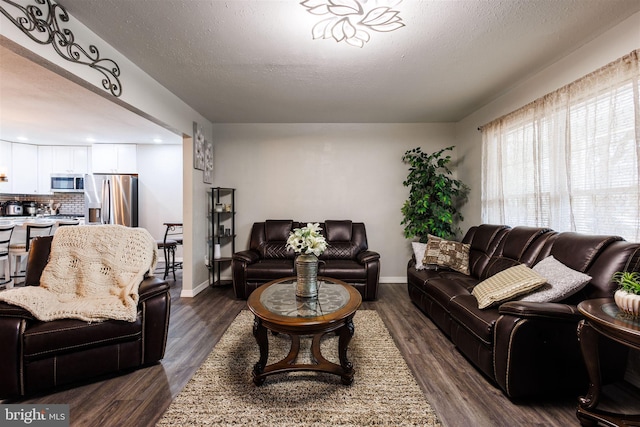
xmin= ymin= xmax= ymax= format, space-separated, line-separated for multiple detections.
xmin=232 ymin=220 xmax=380 ymax=300
xmin=0 ymin=236 xmax=171 ymax=399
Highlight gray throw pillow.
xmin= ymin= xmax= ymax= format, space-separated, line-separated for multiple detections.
xmin=518 ymin=256 xmax=592 ymax=303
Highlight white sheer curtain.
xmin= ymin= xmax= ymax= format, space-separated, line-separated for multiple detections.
xmin=481 ymin=50 xmax=640 ymax=242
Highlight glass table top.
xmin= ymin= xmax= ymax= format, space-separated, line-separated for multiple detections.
xmin=260 ymin=279 xmax=350 ymax=318
xmin=602 ymin=302 xmax=640 ymax=328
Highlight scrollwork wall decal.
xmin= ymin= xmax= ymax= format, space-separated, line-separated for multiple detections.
xmin=0 ymin=0 xmax=122 ymax=97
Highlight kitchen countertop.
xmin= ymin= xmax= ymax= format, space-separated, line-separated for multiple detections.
xmin=0 ymin=216 xmax=85 ymax=227
xmin=0 ymin=214 xmax=84 ymax=219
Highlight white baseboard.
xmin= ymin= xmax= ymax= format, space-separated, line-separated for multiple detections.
xmin=380 ymin=276 xmax=406 ymax=284
xmin=180 ymin=279 xmax=209 ymax=298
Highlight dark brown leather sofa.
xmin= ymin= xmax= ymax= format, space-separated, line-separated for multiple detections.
xmin=408 ymin=224 xmax=640 ymax=400
xmin=0 ymin=236 xmax=171 ymax=399
xmin=232 ymin=220 xmax=380 ymax=300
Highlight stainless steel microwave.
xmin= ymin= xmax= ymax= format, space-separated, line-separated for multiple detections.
xmin=51 ymin=174 xmax=84 ymax=192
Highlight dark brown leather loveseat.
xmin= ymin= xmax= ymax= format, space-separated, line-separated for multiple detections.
xmin=0 ymin=236 xmax=171 ymax=399
xmin=232 ymin=220 xmax=380 ymax=300
xmin=408 ymin=224 xmax=640 ymax=400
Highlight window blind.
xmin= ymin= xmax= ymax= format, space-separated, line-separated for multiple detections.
xmin=481 ymin=50 xmax=640 ymax=242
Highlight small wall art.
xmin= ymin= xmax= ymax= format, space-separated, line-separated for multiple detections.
xmin=203 ymin=139 xmax=213 ymax=184
xmin=193 ymin=121 xmax=205 ymax=170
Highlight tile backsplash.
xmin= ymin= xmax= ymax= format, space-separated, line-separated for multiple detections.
xmin=0 ymin=193 xmax=84 ymax=215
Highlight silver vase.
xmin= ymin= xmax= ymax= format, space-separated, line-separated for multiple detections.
xmin=295 ymin=253 xmax=319 ymax=298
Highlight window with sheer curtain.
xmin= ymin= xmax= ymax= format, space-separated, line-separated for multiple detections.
xmin=481 ymin=50 xmax=639 ymax=242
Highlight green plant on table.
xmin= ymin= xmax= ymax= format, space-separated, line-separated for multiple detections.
xmin=401 ymin=146 xmax=469 ymax=242
xmin=612 ymin=271 xmax=640 ymax=295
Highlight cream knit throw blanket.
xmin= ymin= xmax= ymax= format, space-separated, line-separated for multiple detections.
xmin=0 ymin=225 xmax=158 ymax=322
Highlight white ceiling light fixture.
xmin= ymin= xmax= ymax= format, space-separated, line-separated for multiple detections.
xmin=300 ymin=0 xmax=405 ymax=48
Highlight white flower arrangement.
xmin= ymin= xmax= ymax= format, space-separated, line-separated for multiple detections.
xmin=286 ymin=222 xmax=328 ymax=256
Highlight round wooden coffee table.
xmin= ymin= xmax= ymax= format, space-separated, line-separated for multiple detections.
xmin=247 ymin=276 xmax=362 ymax=385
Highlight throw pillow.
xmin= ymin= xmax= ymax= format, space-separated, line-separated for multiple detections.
xmin=411 ymin=242 xmax=428 ymax=270
xmin=437 ymin=239 xmax=470 ymax=275
xmin=518 ymin=256 xmax=592 ymax=303
xmin=472 ymin=264 xmax=547 ymax=309
xmin=422 ymin=235 xmax=442 ymax=266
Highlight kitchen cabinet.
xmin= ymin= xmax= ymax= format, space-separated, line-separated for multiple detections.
xmin=11 ymin=143 xmax=38 ymax=194
xmin=0 ymin=141 xmax=11 ymax=194
xmin=37 ymin=146 xmax=53 ymax=194
xmin=1 ymin=143 xmax=90 ymax=195
xmin=51 ymin=146 xmax=88 ymax=174
xmin=91 ymin=144 xmax=137 ymax=173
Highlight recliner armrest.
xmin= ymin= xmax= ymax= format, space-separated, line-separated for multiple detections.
xmin=233 ymin=249 xmax=261 ymax=264
xmin=357 ymin=250 xmax=380 ymax=264
xmin=0 ymin=301 xmax=35 ymax=320
xmin=499 ymin=301 xmax=582 ymax=322
xmin=139 ymin=277 xmax=170 ymax=302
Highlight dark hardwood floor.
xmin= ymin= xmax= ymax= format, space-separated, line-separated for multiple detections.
xmin=4 ymin=273 xmax=639 ymax=426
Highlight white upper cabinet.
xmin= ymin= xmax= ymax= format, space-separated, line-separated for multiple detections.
xmin=11 ymin=143 xmax=38 ymax=194
xmin=91 ymin=144 xmax=137 ymax=174
xmin=0 ymin=141 xmax=12 ymax=194
xmin=51 ymin=146 xmax=89 ymax=174
xmin=0 ymin=143 xmax=91 ymax=195
xmin=38 ymin=146 xmax=53 ymax=194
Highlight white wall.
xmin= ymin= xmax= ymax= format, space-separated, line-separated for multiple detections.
xmin=137 ymin=144 xmax=183 ymax=243
xmin=455 ymin=11 xmax=640 ymax=231
xmin=212 ymin=123 xmax=456 ymax=281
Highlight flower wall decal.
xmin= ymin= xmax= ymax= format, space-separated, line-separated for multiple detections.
xmin=300 ymin=0 xmax=405 ymax=48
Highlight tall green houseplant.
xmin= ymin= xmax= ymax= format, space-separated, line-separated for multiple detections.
xmin=401 ymin=146 xmax=469 ymax=241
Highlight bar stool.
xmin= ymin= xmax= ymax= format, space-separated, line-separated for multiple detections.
xmin=9 ymin=223 xmax=53 ymax=284
xmin=56 ymin=219 xmax=80 ymax=227
xmin=53 ymin=219 xmax=80 ymax=234
xmin=157 ymin=222 xmax=183 ymax=280
xmin=0 ymin=224 xmax=14 ymax=288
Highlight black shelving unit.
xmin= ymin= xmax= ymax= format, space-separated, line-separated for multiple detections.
xmin=209 ymin=187 xmax=235 ymax=286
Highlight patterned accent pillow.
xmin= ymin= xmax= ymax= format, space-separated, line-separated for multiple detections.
xmin=437 ymin=240 xmax=470 ymax=275
xmin=472 ymin=264 xmax=547 ymax=309
xmin=422 ymin=235 xmax=443 ymax=266
xmin=518 ymin=256 xmax=592 ymax=303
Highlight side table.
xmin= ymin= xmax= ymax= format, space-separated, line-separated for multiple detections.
xmin=576 ymin=298 xmax=640 ymax=427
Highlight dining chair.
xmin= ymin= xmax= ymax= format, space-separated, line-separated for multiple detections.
xmin=156 ymin=222 xmax=183 ymax=280
xmin=9 ymin=223 xmax=54 ymax=284
xmin=0 ymin=224 xmax=14 ymax=288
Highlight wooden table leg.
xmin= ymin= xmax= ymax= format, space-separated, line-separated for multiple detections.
xmin=338 ymin=316 xmax=355 ymax=385
xmin=252 ymin=316 xmax=268 ymax=385
xmin=577 ymin=319 xmax=602 ymax=409
xmin=576 ymin=319 xmax=603 ymax=427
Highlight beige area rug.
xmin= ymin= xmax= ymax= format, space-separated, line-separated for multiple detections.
xmin=157 ymin=310 xmax=441 ymax=427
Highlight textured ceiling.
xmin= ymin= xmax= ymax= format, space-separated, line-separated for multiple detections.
xmin=1 ymin=0 xmax=639 ymax=146
xmin=56 ymin=0 xmax=640 ymax=123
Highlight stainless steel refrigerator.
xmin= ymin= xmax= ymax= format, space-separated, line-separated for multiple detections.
xmin=84 ymin=174 xmax=138 ymax=226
